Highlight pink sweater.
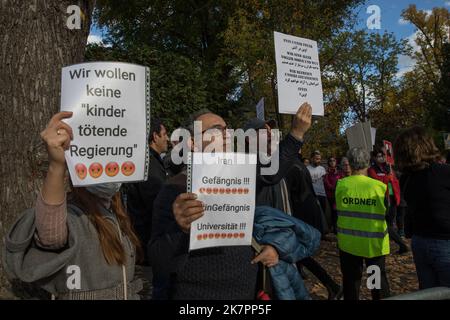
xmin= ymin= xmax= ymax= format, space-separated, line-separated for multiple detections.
xmin=34 ymin=192 xmax=68 ymax=249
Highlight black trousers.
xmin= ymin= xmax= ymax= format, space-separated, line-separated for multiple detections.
xmin=339 ymin=250 xmax=390 ymax=300
xmin=386 ymin=196 xmax=408 ymax=250
xmin=396 ymin=206 xmax=406 ymax=232
xmin=317 ymin=195 xmax=331 ymax=234
xmin=297 ymin=257 xmax=340 ymax=296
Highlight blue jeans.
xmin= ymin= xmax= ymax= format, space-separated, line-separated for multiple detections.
xmin=411 ymin=235 xmax=450 ymax=289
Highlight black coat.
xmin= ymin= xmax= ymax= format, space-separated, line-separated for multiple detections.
xmin=400 ymin=163 xmax=450 ymax=239
xmin=285 ymin=157 xmax=327 ymax=234
xmin=126 ymin=146 xmax=168 ymax=262
xmin=148 ymin=133 xmax=304 ymax=299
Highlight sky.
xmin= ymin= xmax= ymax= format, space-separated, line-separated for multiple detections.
xmin=354 ymin=0 xmax=450 ymax=76
xmin=88 ymin=0 xmax=450 ymax=76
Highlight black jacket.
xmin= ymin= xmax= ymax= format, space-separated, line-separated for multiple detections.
xmin=400 ymin=163 xmax=450 ymax=239
xmin=149 ymin=173 xmax=258 ymax=300
xmin=285 ymin=156 xmax=327 ymax=234
xmin=255 ymin=133 xmax=304 ymax=210
xmin=127 ymin=146 xmax=168 ymax=262
xmin=149 ymin=133 xmax=304 ymax=299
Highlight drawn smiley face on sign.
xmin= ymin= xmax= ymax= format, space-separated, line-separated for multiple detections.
xmin=75 ymin=163 xmax=87 ymax=180
xmin=121 ymin=161 xmax=135 ymax=176
xmin=89 ymin=163 xmax=103 ymax=178
xmin=105 ymin=162 xmax=119 ymax=177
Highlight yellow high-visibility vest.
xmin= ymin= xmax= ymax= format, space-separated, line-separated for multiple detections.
xmin=335 ymin=175 xmax=390 ymax=258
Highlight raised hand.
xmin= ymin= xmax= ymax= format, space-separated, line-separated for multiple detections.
xmin=290 ymin=102 xmax=312 ymax=141
xmin=40 ymin=111 xmax=73 ymax=166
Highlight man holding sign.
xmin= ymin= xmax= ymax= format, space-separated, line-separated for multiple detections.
xmin=149 ymin=103 xmax=312 ymax=299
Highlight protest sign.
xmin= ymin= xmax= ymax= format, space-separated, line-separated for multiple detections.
xmin=61 ymin=62 xmax=150 ymax=186
xmin=188 ymin=152 xmax=257 ymax=251
xmin=274 ymin=31 xmax=324 ymax=116
xmin=362 ymin=122 xmax=374 ymax=151
xmin=383 ymin=140 xmax=395 ymax=165
xmin=371 ymin=127 xmax=377 ymax=146
xmin=346 ymin=121 xmax=374 ymax=152
xmin=256 ymin=97 xmax=265 ymax=121
xmin=444 ymin=133 xmax=450 ymax=150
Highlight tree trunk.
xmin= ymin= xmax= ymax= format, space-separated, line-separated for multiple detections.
xmin=0 ymin=0 xmax=94 ymax=298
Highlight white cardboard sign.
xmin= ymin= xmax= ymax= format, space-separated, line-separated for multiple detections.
xmin=188 ymin=152 xmax=257 ymax=251
xmin=346 ymin=121 xmax=375 ymax=152
xmin=274 ymin=31 xmax=324 ymax=116
xmin=60 ymin=62 xmax=150 ymax=186
xmin=444 ymin=133 xmax=450 ymax=150
xmin=256 ymin=97 xmax=265 ymax=121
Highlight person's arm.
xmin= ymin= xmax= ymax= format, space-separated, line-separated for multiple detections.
xmin=367 ymin=167 xmax=378 ymax=180
xmin=323 ymin=173 xmax=333 ymax=192
xmin=35 ymin=111 xmax=73 ymax=249
xmin=368 ymin=167 xmax=390 ymax=185
xmin=40 ymin=112 xmax=73 ymax=204
xmin=257 ymin=103 xmax=311 ymax=187
xmin=384 ymin=194 xmax=390 ymax=219
xmin=440 ymin=163 xmax=450 ymax=188
xmin=257 ymin=134 xmax=303 ymax=187
xmin=34 ymin=192 xmax=68 ymax=249
xmin=251 ymin=245 xmax=279 ymax=268
xmin=149 ymin=184 xmax=201 ymax=272
xmin=138 ymin=175 xmax=164 ymax=217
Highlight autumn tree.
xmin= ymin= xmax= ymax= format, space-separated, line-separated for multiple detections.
xmin=0 ymin=0 xmax=94 ymax=297
xmin=327 ymin=30 xmax=409 ymax=124
xmin=92 ymin=0 xmax=240 ymax=126
xmin=222 ymin=0 xmax=364 ymax=131
xmin=369 ymin=72 xmax=429 ymax=142
xmin=85 ymin=44 xmax=209 ymax=130
xmin=401 ymin=5 xmax=450 ymax=133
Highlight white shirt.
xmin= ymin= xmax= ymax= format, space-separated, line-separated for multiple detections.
xmin=307 ymin=165 xmax=327 ymax=197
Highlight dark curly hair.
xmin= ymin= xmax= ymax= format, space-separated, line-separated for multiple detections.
xmin=394 ymin=127 xmax=440 ymax=172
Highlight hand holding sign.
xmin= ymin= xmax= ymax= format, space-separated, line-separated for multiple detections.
xmin=40 ymin=111 xmax=75 ymax=206
xmin=290 ymin=102 xmax=312 ymax=141
xmin=41 ymin=111 xmax=74 ymax=166
xmin=251 ymin=245 xmax=279 ymax=268
xmin=173 ymin=193 xmax=205 ymax=233
xmin=188 ymin=152 xmax=256 ymax=250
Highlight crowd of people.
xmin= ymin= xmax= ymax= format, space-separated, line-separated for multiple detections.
xmin=2 ymin=103 xmax=450 ymax=300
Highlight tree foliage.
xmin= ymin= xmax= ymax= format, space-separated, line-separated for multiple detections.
xmin=221 ymin=0 xmax=364 ymax=131
xmin=88 ymin=1 xmax=447 ymax=154
xmin=90 ymin=0 xmax=240 ymax=129
xmin=400 ymin=5 xmax=450 ymax=133
xmin=327 ymin=30 xmax=409 ymax=123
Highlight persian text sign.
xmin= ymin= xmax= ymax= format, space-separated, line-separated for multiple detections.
xmin=274 ymin=31 xmax=324 ymax=115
